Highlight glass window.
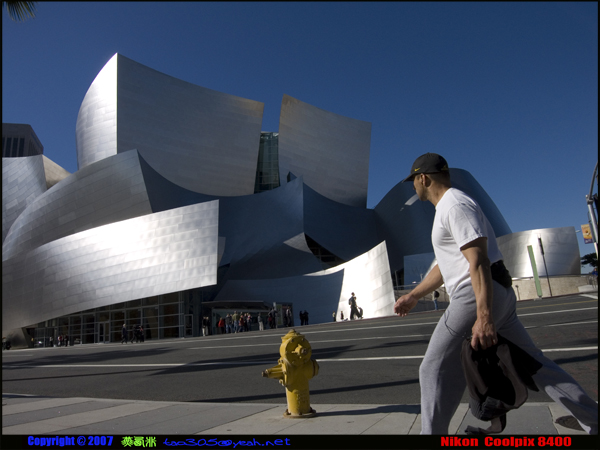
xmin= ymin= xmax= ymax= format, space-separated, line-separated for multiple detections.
xmin=161 ymin=304 xmax=179 ymax=316
xmin=111 ymin=330 xmax=121 ymax=342
xmin=19 ymin=138 xmax=25 ymax=155
xmin=127 ymin=309 xmax=142 ymax=323
xmin=127 ymin=299 xmax=142 ymax=308
xmin=83 ymin=314 xmax=95 ymax=334
xmin=111 ymin=311 xmax=125 ymax=332
xmin=161 ymin=314 xmax=179 ymax=328
xmin=69 ymin=316 xmax=81 ymax=343
xmin=58 ymin=317 xmax=69 ymax=334
xmin=144 ymin=296 xmax=159 ymax=306
xmin=144 ymin=307 xmax=159 ymax=337
xmin=161 ymin=292 xmax=179 ymax=304
xmin=143 ymin=326 xmax=154 ymax=341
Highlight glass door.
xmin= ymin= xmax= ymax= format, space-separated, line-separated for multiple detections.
xmin=184 ymin=314 xmax=193 ymax=337
xmin=98 ymin=322 xmax=110 ymax=343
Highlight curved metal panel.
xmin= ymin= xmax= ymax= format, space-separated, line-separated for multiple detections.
xmin=42 ymin=156 xmax=71 ymax=189
xmin=138 ymin=154 xmax=321 ymax=278
xmin=278 ymin=94 xmax=371 ymax=208
xmin=76 ymin=54 xmax=264 ymax=196
xmin=2 ymin=155 xmax=47 ymax=243
xmin=374 ymin=168 xmax=512 ymax=272
xmin=137 ymin=156 xmax=310 ymax=270
xmin=218 ymin=177 xmax=306 ymax=267
xmin=222 ymin=232 xmax=322 ymax=281
xmin=214 ymin=241 xmax=394 ymax=325
xmin=120 ymin=55 xmax=263 ymax=196
xmin=374 ymin=179 xmax=436 ymax=272
xmin=75 ymin=54 xmax=118 ymax=170
xmin=215 ymin=271 xmax=346 ymax=324
xmin=497 ymin=227 xmax=580 ymax=277
xmin=318 ymin=240 xmax=395 ymax=321
xmin=303 ymin=182 xmax=378 ymax=262
xmin=2 ymin=150 xmax=152 ymax=261
xmin=2 ymin=201 xmax=219 ymax=331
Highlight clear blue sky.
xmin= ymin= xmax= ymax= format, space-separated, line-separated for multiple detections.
xmin=2 ymin=2 xmax=598 ymax=264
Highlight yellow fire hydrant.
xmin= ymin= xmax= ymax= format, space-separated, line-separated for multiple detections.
xmin=262 ymin=329 xmax=319 ymax=418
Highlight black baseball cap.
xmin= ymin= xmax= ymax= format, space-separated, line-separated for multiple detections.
xmin=401 ymin=153 xmax=449 ymax=182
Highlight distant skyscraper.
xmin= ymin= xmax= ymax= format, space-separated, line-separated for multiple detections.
xmin=2 ymin=123 xmax=44 ymax=157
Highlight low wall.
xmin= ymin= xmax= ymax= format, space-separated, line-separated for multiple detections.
xmin=512 ymin=275 xmax=597 ymax=300
xmin=395 ymin=275 xmax=597 ymax=309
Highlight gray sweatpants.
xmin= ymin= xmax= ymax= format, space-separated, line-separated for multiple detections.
xmin=419 ymin=281 xmax=598 ymax=434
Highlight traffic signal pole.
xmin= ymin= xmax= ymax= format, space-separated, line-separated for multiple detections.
xmin=586 ymin=162 xmax=599 ymax=258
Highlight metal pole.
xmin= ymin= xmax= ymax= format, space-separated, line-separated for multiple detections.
xmin=586 ymin=162 xmax=599 ymax=258
xmin=538 ymin=237 xmax=553 ymax=297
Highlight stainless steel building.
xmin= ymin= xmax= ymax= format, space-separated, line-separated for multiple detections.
xmin=3 ymin=53 xmax=566 ymax=347
xmin=497 ymin=227 xmax=581 ymax=278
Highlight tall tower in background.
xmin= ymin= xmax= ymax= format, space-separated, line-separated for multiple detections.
xmin=2 ymin=123 xmax=44 ymax=157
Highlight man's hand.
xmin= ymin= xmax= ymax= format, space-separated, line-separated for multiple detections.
xmin=394 ymin=294 xmax=419 ymax=317
xmin=471 ymin=315 xmax=497 ymax=350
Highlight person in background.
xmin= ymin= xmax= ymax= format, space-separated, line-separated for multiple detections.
xmin=120 ymin=324 xmax=128 ymax=344
xmin=257 ymin=313 xmax=264 ymax=331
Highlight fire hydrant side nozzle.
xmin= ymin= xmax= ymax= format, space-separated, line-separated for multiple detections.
xmin=261 ymin=329 xmax=319 ymax=418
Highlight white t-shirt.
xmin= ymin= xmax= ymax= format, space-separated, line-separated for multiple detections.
xmin=432 ymin=188 xmax=503 ymax=300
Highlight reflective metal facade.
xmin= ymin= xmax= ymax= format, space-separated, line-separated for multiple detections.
xmin=3 ymin=150 xmax=153 ymax=261
xmin=2 ymin=201 xmax=219 ymax=331
xmin=42 ymin=156 xmax=71 ymax=189
xmin=76 ymin=54 xmax=264 ymax=196
xmin=497 ymin=227 xmax=580 ymax=278
xmin=75 ymin=55 xmax=118 ymax=169
xmin=215 ymin=241 xmax=395 ymax=325
xmin=3 ymin=53 xmax=552 ymax=340
xmin=2 ymin=155 xmax=47 ymax=243
xmin=278 ymin=94 xmax=371 ymax=208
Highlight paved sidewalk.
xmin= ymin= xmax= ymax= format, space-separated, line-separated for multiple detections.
xmin=2 ymin=393 xmax=587 ymax=435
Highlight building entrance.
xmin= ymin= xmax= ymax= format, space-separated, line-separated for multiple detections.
xmin=184 ymin=314 xmax=193 ymax=337
xmin=98 ymin=322 xmax=110 ymax=343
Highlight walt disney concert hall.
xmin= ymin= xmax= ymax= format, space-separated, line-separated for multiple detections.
xmin=3 ymin=54 xmax=580 ymax=347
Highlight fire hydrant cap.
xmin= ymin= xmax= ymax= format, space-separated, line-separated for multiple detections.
xmin=280 ymin=329 xmax=312 ymax=366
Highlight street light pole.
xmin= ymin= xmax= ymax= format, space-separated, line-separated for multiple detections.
xmin=538 ymin=236 xmax=553 ymax=297
xmin=586 ymin=161 xmax=599 ymax=258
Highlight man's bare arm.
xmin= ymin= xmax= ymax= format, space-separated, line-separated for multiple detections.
xmin=394 ymin=264 xmax=443 ymax=316
xmin=461 ymin=237 xmax=497 ymax=350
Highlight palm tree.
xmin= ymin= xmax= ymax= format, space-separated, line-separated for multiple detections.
xmin=3 ymin=1 xmax=37 ymax=22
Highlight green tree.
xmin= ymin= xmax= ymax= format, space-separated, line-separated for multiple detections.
xmin=3 ymin=1 xmax=37 ymax=22
xmin=580 ymin=252 xmax=598 ymax=269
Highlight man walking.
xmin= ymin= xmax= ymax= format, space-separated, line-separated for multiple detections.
xmin=349 ymin=292 xmax=360 ymax=320
xmin=121 ymin=324 xmax=128 ymax=344
xmin=394 ymin=153 xmax=597 ymax=435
